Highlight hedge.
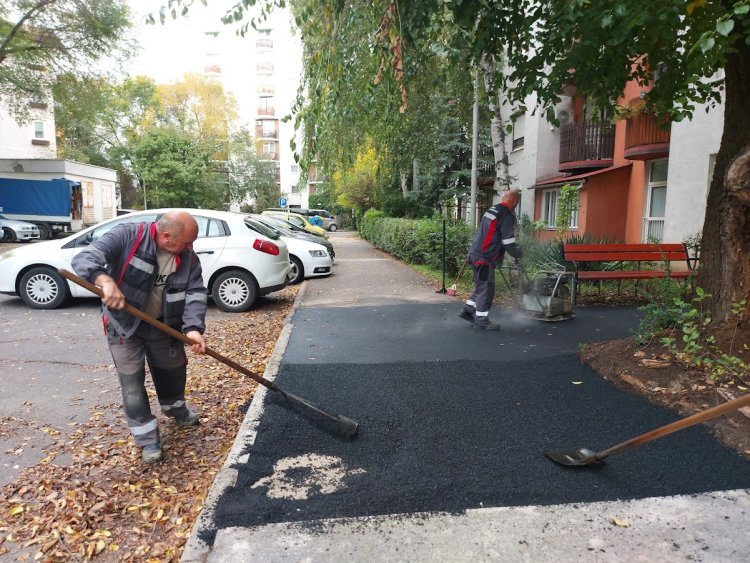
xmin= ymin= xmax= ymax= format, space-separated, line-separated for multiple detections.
xmin=358 ymin=210 xmax=474 ymax=275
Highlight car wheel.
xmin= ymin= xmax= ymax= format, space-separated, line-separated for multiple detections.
xmin=288 ymin=256 xmax=304 ymax=284
xmin=19 ymin=267 xmax=71 ymax=309
xmin=36 ymin=223 xmax=51 ymax=240
xmin=211 ymin=270 xmax=258 ymax=312
xmin=328 ymin=224 xmax=338 ymax=232
xmin=1 ymin=227 xmax=16 ymax=243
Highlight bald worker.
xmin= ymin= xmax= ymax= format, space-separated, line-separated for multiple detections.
xmin=73 ymin=211 xmax=209 ymax=463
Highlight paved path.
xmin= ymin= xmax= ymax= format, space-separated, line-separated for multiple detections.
xmin=184 ymin=232 xmax=750 ymax=562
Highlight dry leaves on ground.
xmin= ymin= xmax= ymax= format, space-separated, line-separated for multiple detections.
xmin=0 ymin=286 xmax=299 ymax=561
xmin=583 ymin=337 xmax=750 ymax=457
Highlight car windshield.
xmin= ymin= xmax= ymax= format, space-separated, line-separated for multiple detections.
xmin=244 ymin=217 xmax=280 ymax=240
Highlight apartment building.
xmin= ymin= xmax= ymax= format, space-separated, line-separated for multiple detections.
xmin=507 ymin=78 xmax=722 ymax=245
xmin=201 ymin=6 xmax=304 ymax=209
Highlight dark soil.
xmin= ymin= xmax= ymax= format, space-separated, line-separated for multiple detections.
xmin=580 ymin=324 xmax=750 ymax=459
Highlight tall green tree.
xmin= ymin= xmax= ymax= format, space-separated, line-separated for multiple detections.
xmin=226 ymin=128 xmax=280 ymax=210
xmin=130 ymin=126 xmax=220 ymax=209
xmin=0 ymin=0 xmax=132 ymax=120
xmin=53 ymin=74 xmax=159 ymax=207
xmin=53 ymin=74 xmax=158 ymax=165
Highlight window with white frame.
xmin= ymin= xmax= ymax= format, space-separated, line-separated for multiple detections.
xmin=642 ymin=159 xmax=668 ymax=242
xmin=542 ymin=188 xmax=578 ymax=229
xmin=34 ymin=121 xmax=44 ymax=139
xmin=512 ymin=115 xmax=525 ymax=150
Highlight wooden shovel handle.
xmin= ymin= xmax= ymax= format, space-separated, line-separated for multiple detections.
xmin=58 ymin=268 xmax=281 ymax=393
xmin=597 ymin=392 xmax=750 ymax=461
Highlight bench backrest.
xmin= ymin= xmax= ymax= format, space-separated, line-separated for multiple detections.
xmin=562 ymin=243 xmax=689 ymax=263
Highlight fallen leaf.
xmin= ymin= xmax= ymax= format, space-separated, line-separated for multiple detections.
xmin=610 ymin=516 xmax=630 ymax=527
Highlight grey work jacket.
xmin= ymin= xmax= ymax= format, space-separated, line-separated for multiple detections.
xmin=71 ymin=222 xmax=208 ymax=338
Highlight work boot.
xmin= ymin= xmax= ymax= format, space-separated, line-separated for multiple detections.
xmin=174 ymin=408 xmax=200 ymax=427
xmin=142 ymin=442 xmax=163 ymax=464
xmin=474 ymin=316 xmax=500 ymax=331
xmin=458 ymin=305 xmax=475 ymax=323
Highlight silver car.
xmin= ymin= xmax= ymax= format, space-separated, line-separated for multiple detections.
xmin=0 ymin=214 xmax=40 ymax=242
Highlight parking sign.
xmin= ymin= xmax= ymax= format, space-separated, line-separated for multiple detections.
xmin=278 ymin=197 xmax=287 ymax=208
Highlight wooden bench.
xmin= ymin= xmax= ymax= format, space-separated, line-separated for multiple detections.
xmin=562 ymin=243 xmax=698 ymax=304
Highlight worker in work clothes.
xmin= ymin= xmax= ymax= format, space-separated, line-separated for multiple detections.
xmin=459 ymin=189 xmax=523 ymax=330
xmin=72 ymin=211 xmax=208 ymax=464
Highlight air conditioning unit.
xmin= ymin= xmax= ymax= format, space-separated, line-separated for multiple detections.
xmin=555 ymin=109 xmax=571 ymax=125
xmin=550 ymin=96 xmax=573 ymax=130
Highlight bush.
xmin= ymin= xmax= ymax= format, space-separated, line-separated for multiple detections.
xmin=358 ymin=212 xmax=474 ymax=275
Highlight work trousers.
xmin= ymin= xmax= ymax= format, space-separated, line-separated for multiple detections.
xmin=106 ymin=320 xmax=191 ymax=446
xmin=469 ymin=263 xmax=496 ymax=314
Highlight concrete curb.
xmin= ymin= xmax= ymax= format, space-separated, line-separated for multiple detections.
xmin=181 ymin=282 xmax=309 ymax=562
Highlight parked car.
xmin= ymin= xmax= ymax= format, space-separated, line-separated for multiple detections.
xmin=265 ymin=208 xmax=341 ymax=231
xmin=261 ymin=210 xmax=328 ymax=238
xmin=0 ymin=209 xmax=291 ymax=312
xmin=0 ymin=214 xmax=40 ymax=242
xmin=255 ymin=214 xmax=335 ymax=260
xmin=309 ymin=209 xmax=340 ymax=232
xmin=248 ymin=215 xmax=332 ymax=284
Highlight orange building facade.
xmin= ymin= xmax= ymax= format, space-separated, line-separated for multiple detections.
xmin=530 ymin=79 xmax=672 ymax=244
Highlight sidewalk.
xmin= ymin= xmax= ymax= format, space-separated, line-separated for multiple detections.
xmin=183 ymin=232 xmax=750 ymax=562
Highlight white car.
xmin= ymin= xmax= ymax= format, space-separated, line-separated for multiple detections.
xmin=253 ymin=217 xmax=332 ymax=284
xmin=0 ymin=209 xmax=291 ymax=312
xmin=0 ymin=214 xmax=40 ymax=242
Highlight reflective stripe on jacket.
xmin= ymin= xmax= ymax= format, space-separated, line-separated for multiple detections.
xmin=71 ymin=222 xmax=208 ymax=338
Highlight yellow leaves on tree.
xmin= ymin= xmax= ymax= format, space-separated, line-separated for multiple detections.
xmin=332 ymin=141 xmax=383 ymax=211
xmin=153 ymin=73 xmax=240 ymax=160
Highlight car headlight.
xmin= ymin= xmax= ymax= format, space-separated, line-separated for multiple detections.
xmin=308 ymin=249 xmax=327 ymax=257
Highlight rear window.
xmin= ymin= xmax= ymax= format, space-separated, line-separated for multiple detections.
xmin=244 ymin=217 xmax=280 ymax=240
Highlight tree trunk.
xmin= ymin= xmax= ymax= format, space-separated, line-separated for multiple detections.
xmin=412 ymin=158 xmax=420 ymax=192
xmin=401 ymin=171 xmax=408 ymax=196
xmin=698 ymin=39 xmax=750 ymax=327
xmin=480 ymin=53 xmax=511 ymax=194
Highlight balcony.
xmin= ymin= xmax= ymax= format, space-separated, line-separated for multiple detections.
xmin=624 ymin=113 xmax=670 ymax=161
xmin=255 ymin=127 xmax=278 ymax=139
xmin=257 ymin=108 xmax=275 ymax=116
xmin=559 ymin=120 xmax=615 ymax=172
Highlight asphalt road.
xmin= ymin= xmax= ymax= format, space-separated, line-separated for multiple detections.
xmin=185 ymin=232 xmax=750 ymax=562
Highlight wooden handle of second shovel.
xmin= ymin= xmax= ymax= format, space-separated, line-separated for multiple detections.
xmin=597 ymin=391 xmax=750 ymax=461
xmin=58 ymin=268 xmax=280 ymax=393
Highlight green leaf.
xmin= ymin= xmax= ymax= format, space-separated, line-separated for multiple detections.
xmin=601 ymin=14 xmax=613 ymax=28
xmin=716 ymin=20 xmax=734 ymax=36
xmin=735 ymin=4 xmax=750 ymax=15
xmin=700 ymin=36 xmax=715 ymax=53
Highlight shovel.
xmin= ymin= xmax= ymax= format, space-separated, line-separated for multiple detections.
xmin=546 ymin=392 xmax=750 ymax=466
xmin=59 ymin=269 xmax=359 ymax=439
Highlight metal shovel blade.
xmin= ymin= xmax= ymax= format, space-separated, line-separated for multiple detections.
xmin=545 ymin=448 xmax=602 ymax=466
xmin=545 ymin=392 xmax=750 ymax=468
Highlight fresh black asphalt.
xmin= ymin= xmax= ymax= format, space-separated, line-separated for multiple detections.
xmin=203 ymin=302 xmax=750 ymax=543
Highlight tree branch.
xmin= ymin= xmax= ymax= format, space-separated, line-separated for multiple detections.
xmin=0 ymin=0 xmax=58 ymax=65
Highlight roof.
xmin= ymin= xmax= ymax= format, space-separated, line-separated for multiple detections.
xmin=532 ymin=163 xmax=632 ymax=189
